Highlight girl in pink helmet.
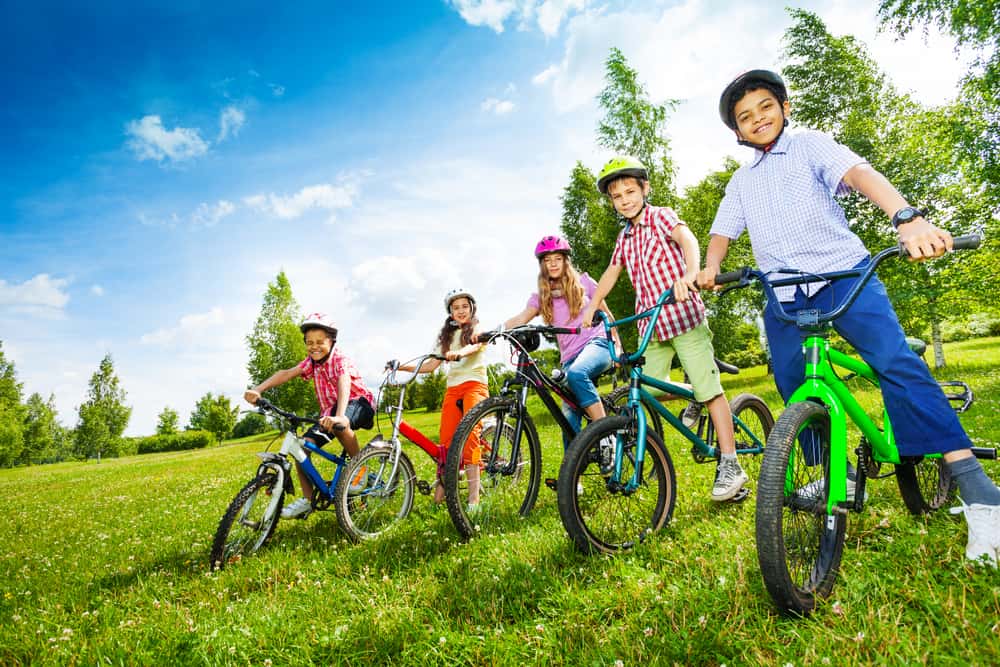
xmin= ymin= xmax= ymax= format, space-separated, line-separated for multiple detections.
xmin=499 ymin=236 xmax=621 ymax=445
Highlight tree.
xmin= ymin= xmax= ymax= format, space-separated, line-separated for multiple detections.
xmin=781 ymin=8 xmax=997 ymax=366
xmin=74 ymin=354 xmax=131 ymax=459
xmin=21 ymin=393 xmax=65 ymax=465
xmin=414 ymin=370 xmax=448 ymax=412
xmin=0 ymin=342 xmax=27 ymax=467
xmin=245 ymin=272 xmax=318 ymax=415
xmin=188 ymin=392 xmax=239 ymax=444
xmin=156 ymin=407 xmax=179 ymax=435
xmin=878 ymin=0 xmax=1000 ymax=201
xmin=232 ymin=411 xmax=269 ymax=439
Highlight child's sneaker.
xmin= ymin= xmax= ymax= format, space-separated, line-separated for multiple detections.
xmin=681 ymin=400 xmax=702 ymax=429
xmin=950 ymin=503 xmax=1000 ymax=567
xmin=348 ymin=466 xmax=368 ymax=495
xmin=281 ymin=497 xmax=312 ymax=519
xmin=797 ymin=473 xmax=867 ymax=504
xmin=598 ymin=435 xmax=616 ymax=475
xmin=712 ymin=458 xmax=749 ymax=501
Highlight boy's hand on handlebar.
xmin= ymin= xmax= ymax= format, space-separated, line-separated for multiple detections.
xmin=696 ymin=266 xmax=720 ymax=291
xmin=244 ymin=389 xmax=261 ymax=405
xmin=321 ymin=415 xmax=349 ymax=432
xmin=673 ymin=272 xmax=700 ymax=302
xmin=898 ymin=218 xmax=952 ymax=261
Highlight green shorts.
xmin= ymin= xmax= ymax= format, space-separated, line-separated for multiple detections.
xmin=644 ymin=322 xmax=724 ymax=403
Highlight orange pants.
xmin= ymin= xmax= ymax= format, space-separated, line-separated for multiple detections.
xmin=439 ymin=380 xmax=489 ymax=466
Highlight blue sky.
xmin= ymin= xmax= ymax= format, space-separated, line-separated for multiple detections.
xmin=1 ymin=1 xmax=967 ymax=435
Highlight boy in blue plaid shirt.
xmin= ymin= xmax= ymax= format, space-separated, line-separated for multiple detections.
xmin=698 ymin=69 xmax=1000 ymax=566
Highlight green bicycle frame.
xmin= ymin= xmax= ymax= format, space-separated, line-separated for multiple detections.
xmin=786 ymin=332 xmax=900 ymax=514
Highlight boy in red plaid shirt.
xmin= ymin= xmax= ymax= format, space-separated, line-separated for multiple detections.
xmin=581 ymin=156 xmax=747 ymax=501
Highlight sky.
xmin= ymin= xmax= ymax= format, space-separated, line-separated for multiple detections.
xmin=0 ymin=0 xmax=970 ymax=436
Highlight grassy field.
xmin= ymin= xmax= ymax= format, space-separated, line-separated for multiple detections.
xmin=2 ymin=337 xmax=999 ymax=666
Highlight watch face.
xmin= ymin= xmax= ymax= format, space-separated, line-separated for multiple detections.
xmin=899 ymin=209 xmax=916 ymax=222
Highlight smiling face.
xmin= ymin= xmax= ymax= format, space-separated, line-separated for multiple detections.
xmin=733 ymin=87 xmax=790 ymax=147
xmin=540 ymin=252 xmax=566 ymax=280
xmin=606 ymin=176 xmax=650 ymax=221
xmin=448 ymin=296 xmax=473 ymax=325
xmin=303 ymin=328 xmax=334 ymax=361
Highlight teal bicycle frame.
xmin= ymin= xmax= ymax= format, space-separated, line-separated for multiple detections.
xmin=596 ymin=288 xmax=767 ymax=493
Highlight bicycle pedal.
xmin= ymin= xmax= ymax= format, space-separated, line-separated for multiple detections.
xmin=544 ymin=477 xmax=558 ymax=492
xmin=416 ymin=479 xmax=431 ymax=496
xmin=728 ymin=487 xmax=751 ymax=503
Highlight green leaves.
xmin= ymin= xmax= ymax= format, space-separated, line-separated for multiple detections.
xmin=74 ymin=353 xmax=132 ymax=459
xmin=188 ymin=392 xmax=239 ymax=444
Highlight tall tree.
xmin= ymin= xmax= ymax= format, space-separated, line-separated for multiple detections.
xmin=156 ymin=407 xmax=180 ymax=435
xmin=245 ymin=272 xmax=318 ymax=415
xmin=0 ymin=342 xmax=27 ymax=467
xmin=21 ymin=393 xmax=63 ymax=465
xmin=188 ymin=392 xmax=238 ymax=443
xmin=878 ymin=0 xmax=1000 ymax=201
xmin=781 ymin=8 xmax=996 ymax=366
xmin=75 ymin=354 xmax=131 ymax=459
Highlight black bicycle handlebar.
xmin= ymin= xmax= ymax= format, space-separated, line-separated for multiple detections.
xmin=254 ymin=397 xmax=345 ymax=431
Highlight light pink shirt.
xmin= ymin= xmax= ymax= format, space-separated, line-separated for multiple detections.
xmin=528 ymin=273 xmax=605 ymax=364
xmin=297 ymin=348 xmax=373 ymax=416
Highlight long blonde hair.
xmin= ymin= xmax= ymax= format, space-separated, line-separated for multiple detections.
xmin=537 ymin=255 xmax=586 ymax=325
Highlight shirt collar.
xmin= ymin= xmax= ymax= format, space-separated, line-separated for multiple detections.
xmin=750 ymin=129 xmax=790 ymax=168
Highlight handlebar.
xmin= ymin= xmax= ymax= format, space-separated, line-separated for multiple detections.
xmin=477 ymin=323 xmax=585 ymax=345
xmin=384 ymin=353 xmax=448 ymax=386
xmin=254 ymin=397 xmax=344 ymax=432
xmin=714 ymin=234 xmax=981 ymax=328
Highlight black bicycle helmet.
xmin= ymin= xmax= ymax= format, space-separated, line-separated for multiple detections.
xmin=718 ymin=69 xmax=788 ymax=131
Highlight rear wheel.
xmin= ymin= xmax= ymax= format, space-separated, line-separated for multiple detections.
xmin=444 ymin=396 xmax=542 ymax=539
xmin=557 ymin=415 xmax=676 ymax=555
xmin=211 ymin=471 xmax=284 ymax=569
xmin=334 ymin=445 xmax=416 ymax=542
xmin=896 ymin=457 xmax=954 ymax=514
xmin=755 ymin=401 xmax=846 ymax=616
xmin=727 ymin=393 xmax=774 ymax=490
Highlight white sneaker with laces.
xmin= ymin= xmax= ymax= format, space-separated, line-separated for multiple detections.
xmin=281 ymin=497 xmax=312 ymax=519
xmin=797 ymin=475 xmax=867 ymax=503
xmin=681 ymin=401 xmax=702 ymax=429
xmin=598 ymin=435 xmax=616 ymax=475
xmin=712 ymin=458 xmax=749 ymax=501
xmin=950 ymin=503 xmax=1000 ymax=567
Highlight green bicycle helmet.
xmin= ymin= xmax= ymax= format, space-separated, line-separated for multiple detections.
xmin=596 ymin=155 xmax=648 ymax=194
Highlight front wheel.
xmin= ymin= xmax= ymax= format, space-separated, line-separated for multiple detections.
xmin=334 ymin=445 xmax=416 ymax=542
xmin=755 ymin=401 xmax=846 ymax=616
xmin=444 ymin=396 xmax=542 ymax=539
xmin=896 ymin=457 xmax=954 ymax=515
xmin=602 ymin=386 xmax=664 ymax=440
xmin=557 ymin=415 xmax=676 ymax=555
xmin=210 ymin=471 xmax=284 ymax=569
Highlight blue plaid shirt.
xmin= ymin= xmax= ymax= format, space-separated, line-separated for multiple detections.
xmin=710 ymin=130 xmax=870 ymax=301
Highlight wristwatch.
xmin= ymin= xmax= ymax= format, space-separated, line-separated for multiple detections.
xmin=891 ymin=206 xmax=925 ymax=229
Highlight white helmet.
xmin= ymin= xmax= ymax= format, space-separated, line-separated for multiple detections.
xmin=300 ymin=312 xmax=337 ymax=336
xmin=444 ymin=289 xmax=476 ymax=314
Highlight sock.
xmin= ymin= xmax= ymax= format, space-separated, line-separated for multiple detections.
xmin=948 ymin=457 xmax=1000 ymax=506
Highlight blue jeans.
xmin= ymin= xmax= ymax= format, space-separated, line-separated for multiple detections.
xmin=763 ymin=259 xmax=971 ymax=458
xmin=560 ymin=337 xmax=614 ymax=448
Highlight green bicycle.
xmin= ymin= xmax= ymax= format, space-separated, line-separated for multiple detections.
xmin=716 ymin=235 xmax=994 ymax=615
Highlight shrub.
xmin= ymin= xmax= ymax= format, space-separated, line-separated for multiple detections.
xmin=135 ymin=430 xmax=214 ymax=454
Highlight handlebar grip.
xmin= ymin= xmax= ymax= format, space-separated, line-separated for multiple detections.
xmin=333 ymin=423 xmax=346 ymax=432
xmin=952 ymin=234 xmax=982 ymax=251
xmin=715 ymin=268 xmax=748 ymax=285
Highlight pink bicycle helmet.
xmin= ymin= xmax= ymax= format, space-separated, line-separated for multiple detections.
xmin=534 ymin=235 xmax=572 ymax=258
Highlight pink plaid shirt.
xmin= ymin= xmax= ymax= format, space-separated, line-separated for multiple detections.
xmin=297 ymin=348 xmax=373 ymax=417
xmin=610 ymin=204 xmax=706 ymax=341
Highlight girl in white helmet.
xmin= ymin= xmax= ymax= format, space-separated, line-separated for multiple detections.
xmin=244 ymin=313 xmax=375 ymax=519
xmin=394 ymin=290 xmax=488 ymax=507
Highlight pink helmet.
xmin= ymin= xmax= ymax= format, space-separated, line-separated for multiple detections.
xmin=300 ymin=312 xmax=337 ymax=336
xmin=534 ymin=235 xmax=571 ymax=258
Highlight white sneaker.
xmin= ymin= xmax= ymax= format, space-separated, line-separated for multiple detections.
xmin=598 ymin=435 xmax=616 ymax=475
xmin=681 ymin=401 xmax=702 ymax=429
xmin=796 ymin=474 xmax=867 ymax=503
xmin=281 ymin=497 xmax=312 ymax=519
xmin=712 ymin=458 xmax=749 ymax=501
xmin=950 ymin=503 xmax=1000 ymax=567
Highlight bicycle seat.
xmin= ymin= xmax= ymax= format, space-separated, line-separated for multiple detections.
xmin=715 ymin=359 xmax=739 ymax=375
xmin=905 ymin=336 xmax=927 ymax=357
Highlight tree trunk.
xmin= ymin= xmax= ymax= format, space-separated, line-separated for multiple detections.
xmin=931 ymin=319 xmax=946 ymax=369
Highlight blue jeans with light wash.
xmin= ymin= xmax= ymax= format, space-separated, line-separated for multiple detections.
xmin=763 ymin=258 xmax=971 ymax=464
xmin=559 ymin=337 xmax=614 ymax=449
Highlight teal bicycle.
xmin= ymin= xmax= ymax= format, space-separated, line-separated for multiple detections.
xmin=716 ymin=235 xmax=994 ymax=615
xmin=556 ymin=288 xmax=774 ymax=554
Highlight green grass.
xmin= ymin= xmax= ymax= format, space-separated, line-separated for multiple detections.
xmin=2 ymin=338 xmax=999 ymax=666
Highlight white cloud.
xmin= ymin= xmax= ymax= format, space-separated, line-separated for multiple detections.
xmin=90 ymin=285 xmax=104 ymax=297
xmin=217 ymin=106 xmax=246 ymax=142
xmin=244 ymin=178 xmax=362 ymax=224
xmin=125 ymin=115 xmax=209 ymax=163
xmin=481 ymin=97 xmax=516 ymax=115
xmin=190 ymin=200 xmax=236 ymax=227
xmin=0 ymin=274 xmax=70 ymax=309
xmin=532 ymin=65 xmax=559 ymax=85
xmin=140 ymin=307 xmax=226 ymax=346
xmin=448 ymin=0 xmax=519 ymax=33
xmin=448 ymin=0 xmax=588 ymax=36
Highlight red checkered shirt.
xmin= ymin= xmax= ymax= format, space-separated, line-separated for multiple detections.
xmin=610 ymin=204 xmax=706 ymax=341
xmin=297 ymin=347 xmax=374 ymax=417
